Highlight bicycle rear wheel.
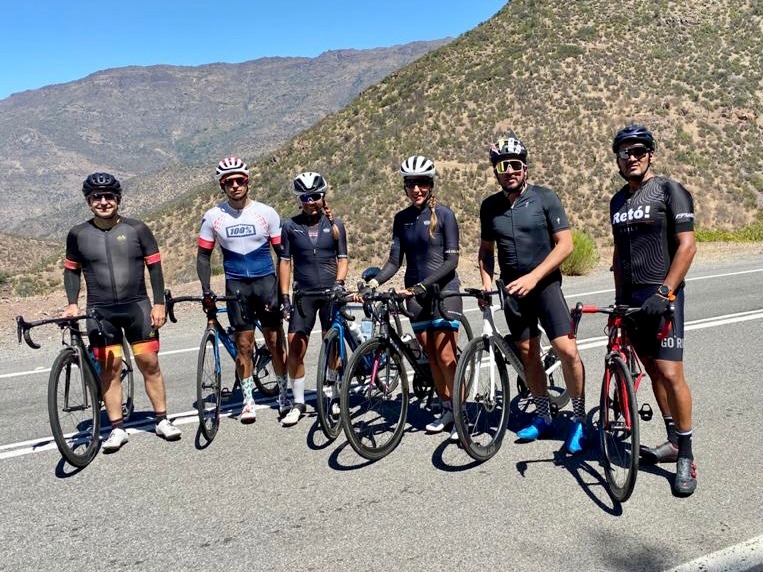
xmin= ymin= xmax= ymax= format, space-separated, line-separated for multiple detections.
xmin=120 ymin=339 xmax=135 ymax=421
xmin=197 ymin=329 xmax=222 ymax=441
xmin=252 ymin=342 xmax=278 ymax=397
xmin=453 ymin=335 xmax=511 ymax=462
xmin=340 ymin=338 xmax=408 ymax=461
xmin=316 ymin=327 xmax=347 ymax=440
xmin=48 ymin=348 xmax=101 ymax=468
xmin=599 ymin=354 xmax=639 ymax=502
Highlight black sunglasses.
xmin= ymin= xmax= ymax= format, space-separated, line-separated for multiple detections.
xmin=403 ymin=179 xmax=433 ymax=190
xmin=299 ymin=192 xmax=325 ymax=203
xmin=89 ymin=192 xmax=119 ymax=202
xmin=617 ymin=146 xmax=650 ymax=160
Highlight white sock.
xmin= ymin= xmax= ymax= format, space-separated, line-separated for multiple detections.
xmin=291 ymin=376 xmax=305 ymax=404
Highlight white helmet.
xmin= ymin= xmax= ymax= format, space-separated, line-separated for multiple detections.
xmin=400 ymin=155 xmax=436 ymax=178
xmin=215 ymin=156 xmax=249 ymax=182
xmin=292 ymin=171 xmax=327 ymax=197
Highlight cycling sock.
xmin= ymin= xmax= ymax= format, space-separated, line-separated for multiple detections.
xmin=676 ymin=430 xmax=693 ymax=460
xmin=241 ymin=376 xmax=255 ymax=404
xmin=111 ymin=417 xmax=125 ymax=430
xmin=571 ymin=396 xmax=586 ymax=420
xmin=664 ymin=416 xmax=678 ymax=445
xmin=291 ymin=376 xmax=305 ymax=404
xmin=154 ymin=411 xmax=166 ymax=423
xmin=534 ymin=395 xmax=551 ymax=419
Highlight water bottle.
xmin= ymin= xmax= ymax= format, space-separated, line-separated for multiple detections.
xmin=348 ymin=321 xmax=364 ymax=344
xmin=360 ymin=318 xmax=373 ymax=341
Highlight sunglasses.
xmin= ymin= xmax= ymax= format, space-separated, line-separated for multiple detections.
xmin=89 ymin=192 xmax=118 ymax=203
xmin=494 ymin=159 xmax=525 ymax=174
xmin=616 ymin=146 xmax=650 ymax=160
xmin=221 ymin=176 xmax=249 ymax=188
xmin=299 ymin=192 xmax=325 ymax=203
xmin=403 ymin=179 xmax=433 ymax=190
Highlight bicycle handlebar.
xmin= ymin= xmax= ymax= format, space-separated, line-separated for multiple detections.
xmin=569 ymin=302 xmax=675 ymax=340
xmin=15 ymin=311 xmax=102 ymax=350
xmin=293 ymin=288 xmax=357 ymax=321
xmin=164 ymin=288 xmax=240 ymax=323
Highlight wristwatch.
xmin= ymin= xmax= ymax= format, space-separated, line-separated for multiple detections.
xmin=657 ymin=284 xmax=672 ymax=298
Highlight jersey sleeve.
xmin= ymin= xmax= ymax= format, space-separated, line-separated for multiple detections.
xmin=64 ymin=228 xmax=82 ymax=271
xmin=665 ymin=180 xmax=695 ymax=233
xmin=279 ymin=221 xmax=292 ymax=260
xmin=198 ymin=210 xmax=216 ymax=250
xmin=479 ymin=195 xmax=496 ymax=242
xmin=266 ymin=206 xmax=282 ymax=246
xmin=542 ymin=188 xmax=570 ymax=233
xmin=441 ymin=206 xmax=460 ymax=254
xmin=136 ymin=220 xmax=161 ymax=265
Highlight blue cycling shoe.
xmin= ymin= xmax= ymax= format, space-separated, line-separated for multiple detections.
xmin=565 ymin=419 xmax=586 ymax=454
xmin=516 ymin=416 xmax=553 ymax=441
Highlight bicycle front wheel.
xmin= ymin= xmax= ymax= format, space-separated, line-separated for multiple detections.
xmin=48 ymin=348 xmax=101 ymax=468
xmin=120 ymin=339 xmax=135 ymax=421
xmin=316 ymin=327 xmax=347 ymax=440
xmin=197 ymin=329 xmax=222 ymax=441
xmin=340 ymin=338 xmax=409 ymax=461
xmin=599 ymin=354 xmax=639 ymax=502
xmin=453 ymin=335 xmax=511 ymax=462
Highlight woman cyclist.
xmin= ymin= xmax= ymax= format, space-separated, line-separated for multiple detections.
xmin=278 ymin=172 xmax=348 ymax=426
xmin=364 ymin=156 xmax=463 ymax=441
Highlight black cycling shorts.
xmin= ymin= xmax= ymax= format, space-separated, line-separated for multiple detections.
xmin=226 ymin=275 xmax=282 ymax=331
xmin=620 ymin=285 xmax=686 ymax=362
xmin=290 ymin=293 xmax=332 ymax=335
xmin=406 ymin=291 xmax=463 ymax=333
xmin=503 ymin=279 xmax=571 ymax=342
xmin=87 ymin=299 xmax=159 ymax=358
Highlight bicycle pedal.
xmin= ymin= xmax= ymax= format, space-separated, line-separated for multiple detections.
xmin=220 ymin=387 xmax=233 ymax=400
xmin=638 ymin=403 xmax=653 ymax=421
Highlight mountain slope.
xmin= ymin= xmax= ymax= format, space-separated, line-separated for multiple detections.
xmin=0 ymin=41 xmax=449 ymax=237
xmin=147 ymin=0 xmax=762 ymax=282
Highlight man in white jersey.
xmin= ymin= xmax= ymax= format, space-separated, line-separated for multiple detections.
xmin=196 ymin=157 xmax=289 ymax=423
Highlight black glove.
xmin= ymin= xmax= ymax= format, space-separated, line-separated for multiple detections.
xmin=280 ymin=293 xmax=292 ymax=321
xmin=331 ymin=280 xmax=346 ymax=296
xmin=411 ymin=282 xmax=427 ymax=296
xmin=641 ymin=293 xmax=670 ymax=317
xmin=202 ymin=290 xmax=215 ymax=311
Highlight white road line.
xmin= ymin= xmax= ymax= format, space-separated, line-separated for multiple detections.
xmin=663 ymin=534 xmax=763 ymax=572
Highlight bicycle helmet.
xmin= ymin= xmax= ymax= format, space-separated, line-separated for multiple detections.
xmin=489 ymin=131 xmax=528 ymax=165
xmin=292 ymin=171 xmax=328 ymax=197
xmin=612 ymin=124 xmax=655 ymax=153
xmin=215 ymin=156 xmax=249 ymax=182
xmin=400 ymin=155 xmax=436 ymax=179
xmin=82 ymin=172 xmax=122 ymax=197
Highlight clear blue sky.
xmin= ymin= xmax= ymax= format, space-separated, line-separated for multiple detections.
xmin=1 ymin=1 xmax=506 ymax=100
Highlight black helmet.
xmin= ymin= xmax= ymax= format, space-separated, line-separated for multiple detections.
xmin=489 ymin=131 xmax=528 ymax=165
xmin=82 ymin=172 xmax=122 ymax=197
xmin=612 ymin=124 xmax=655 ymax=153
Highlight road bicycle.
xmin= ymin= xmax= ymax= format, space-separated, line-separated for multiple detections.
xmin=339 ymin=286 xmax=473 ymax=461
xmin=16 ymin=313 xmax=135 ymax=468
xmin=570 ymin=302 xmax=671 ymax=502
xmin=165 ymin=289 xmax=278 ymax=441
xmin=293 ymin=286 xmax=398 ymax=441
xmin=452 ymin=282 xmax=570 ymax=462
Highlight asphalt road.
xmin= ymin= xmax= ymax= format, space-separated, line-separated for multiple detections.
xmin=0 ymin=254 xmax=761 ymax=572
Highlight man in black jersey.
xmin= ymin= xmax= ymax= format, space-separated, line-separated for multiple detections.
xmin=478 ymin=132 xmax=587 ymax=454
xmin=610 ymin=124 xmax=697 ymax=496
xmin=63 ymin=173 xmax=181 ymax=453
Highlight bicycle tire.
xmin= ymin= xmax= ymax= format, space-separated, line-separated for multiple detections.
xmin=197 ymin=328 xmax=222 ymax=441
xmin=252 ymin=341 xmax=278 ymax=397
xmin=599 ymin=354 xmax=639 ymax=502
xmin=120 ymin=339 xmax=135 ymax=421
xmin=315 ymin=327 xmax=346 ymax=440
xmin=48 ymin=348 xmax=101 ymax=468
xmin=453 ymin=335 xmax=511 ymax=462
xmin=340 ymin=338 xmax=409 ymax=461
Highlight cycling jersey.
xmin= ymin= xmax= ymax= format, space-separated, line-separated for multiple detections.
xmin=64 ymin=217 xmax=163 ymax=307
xmin=280 ymin=213 xmax=348 ymax=291
xmin=198 ymin=200 xmax=281 ymax=279
xmin=610 ymin=176 xmax=694 ymax=290
xmin=375 ymin=203 xmax=460 ymax=291
xmin=480 ymin=184 xmax=570 ymax=282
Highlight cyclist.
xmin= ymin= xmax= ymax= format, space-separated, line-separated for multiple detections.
xmin=364 ymin=155 xmax=463 ymax=441
xmin=609 ymin=124 xmax=697 ymax=495
xmin=478 ymin=132 xmax=587 ymax=454
xmin=277 ymin=172 xmax=349 ymax=426
xmin=197 ymin=157 xmax=289 ymax=424
xmin=63 ymin=172 xmax=181 ymax=452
